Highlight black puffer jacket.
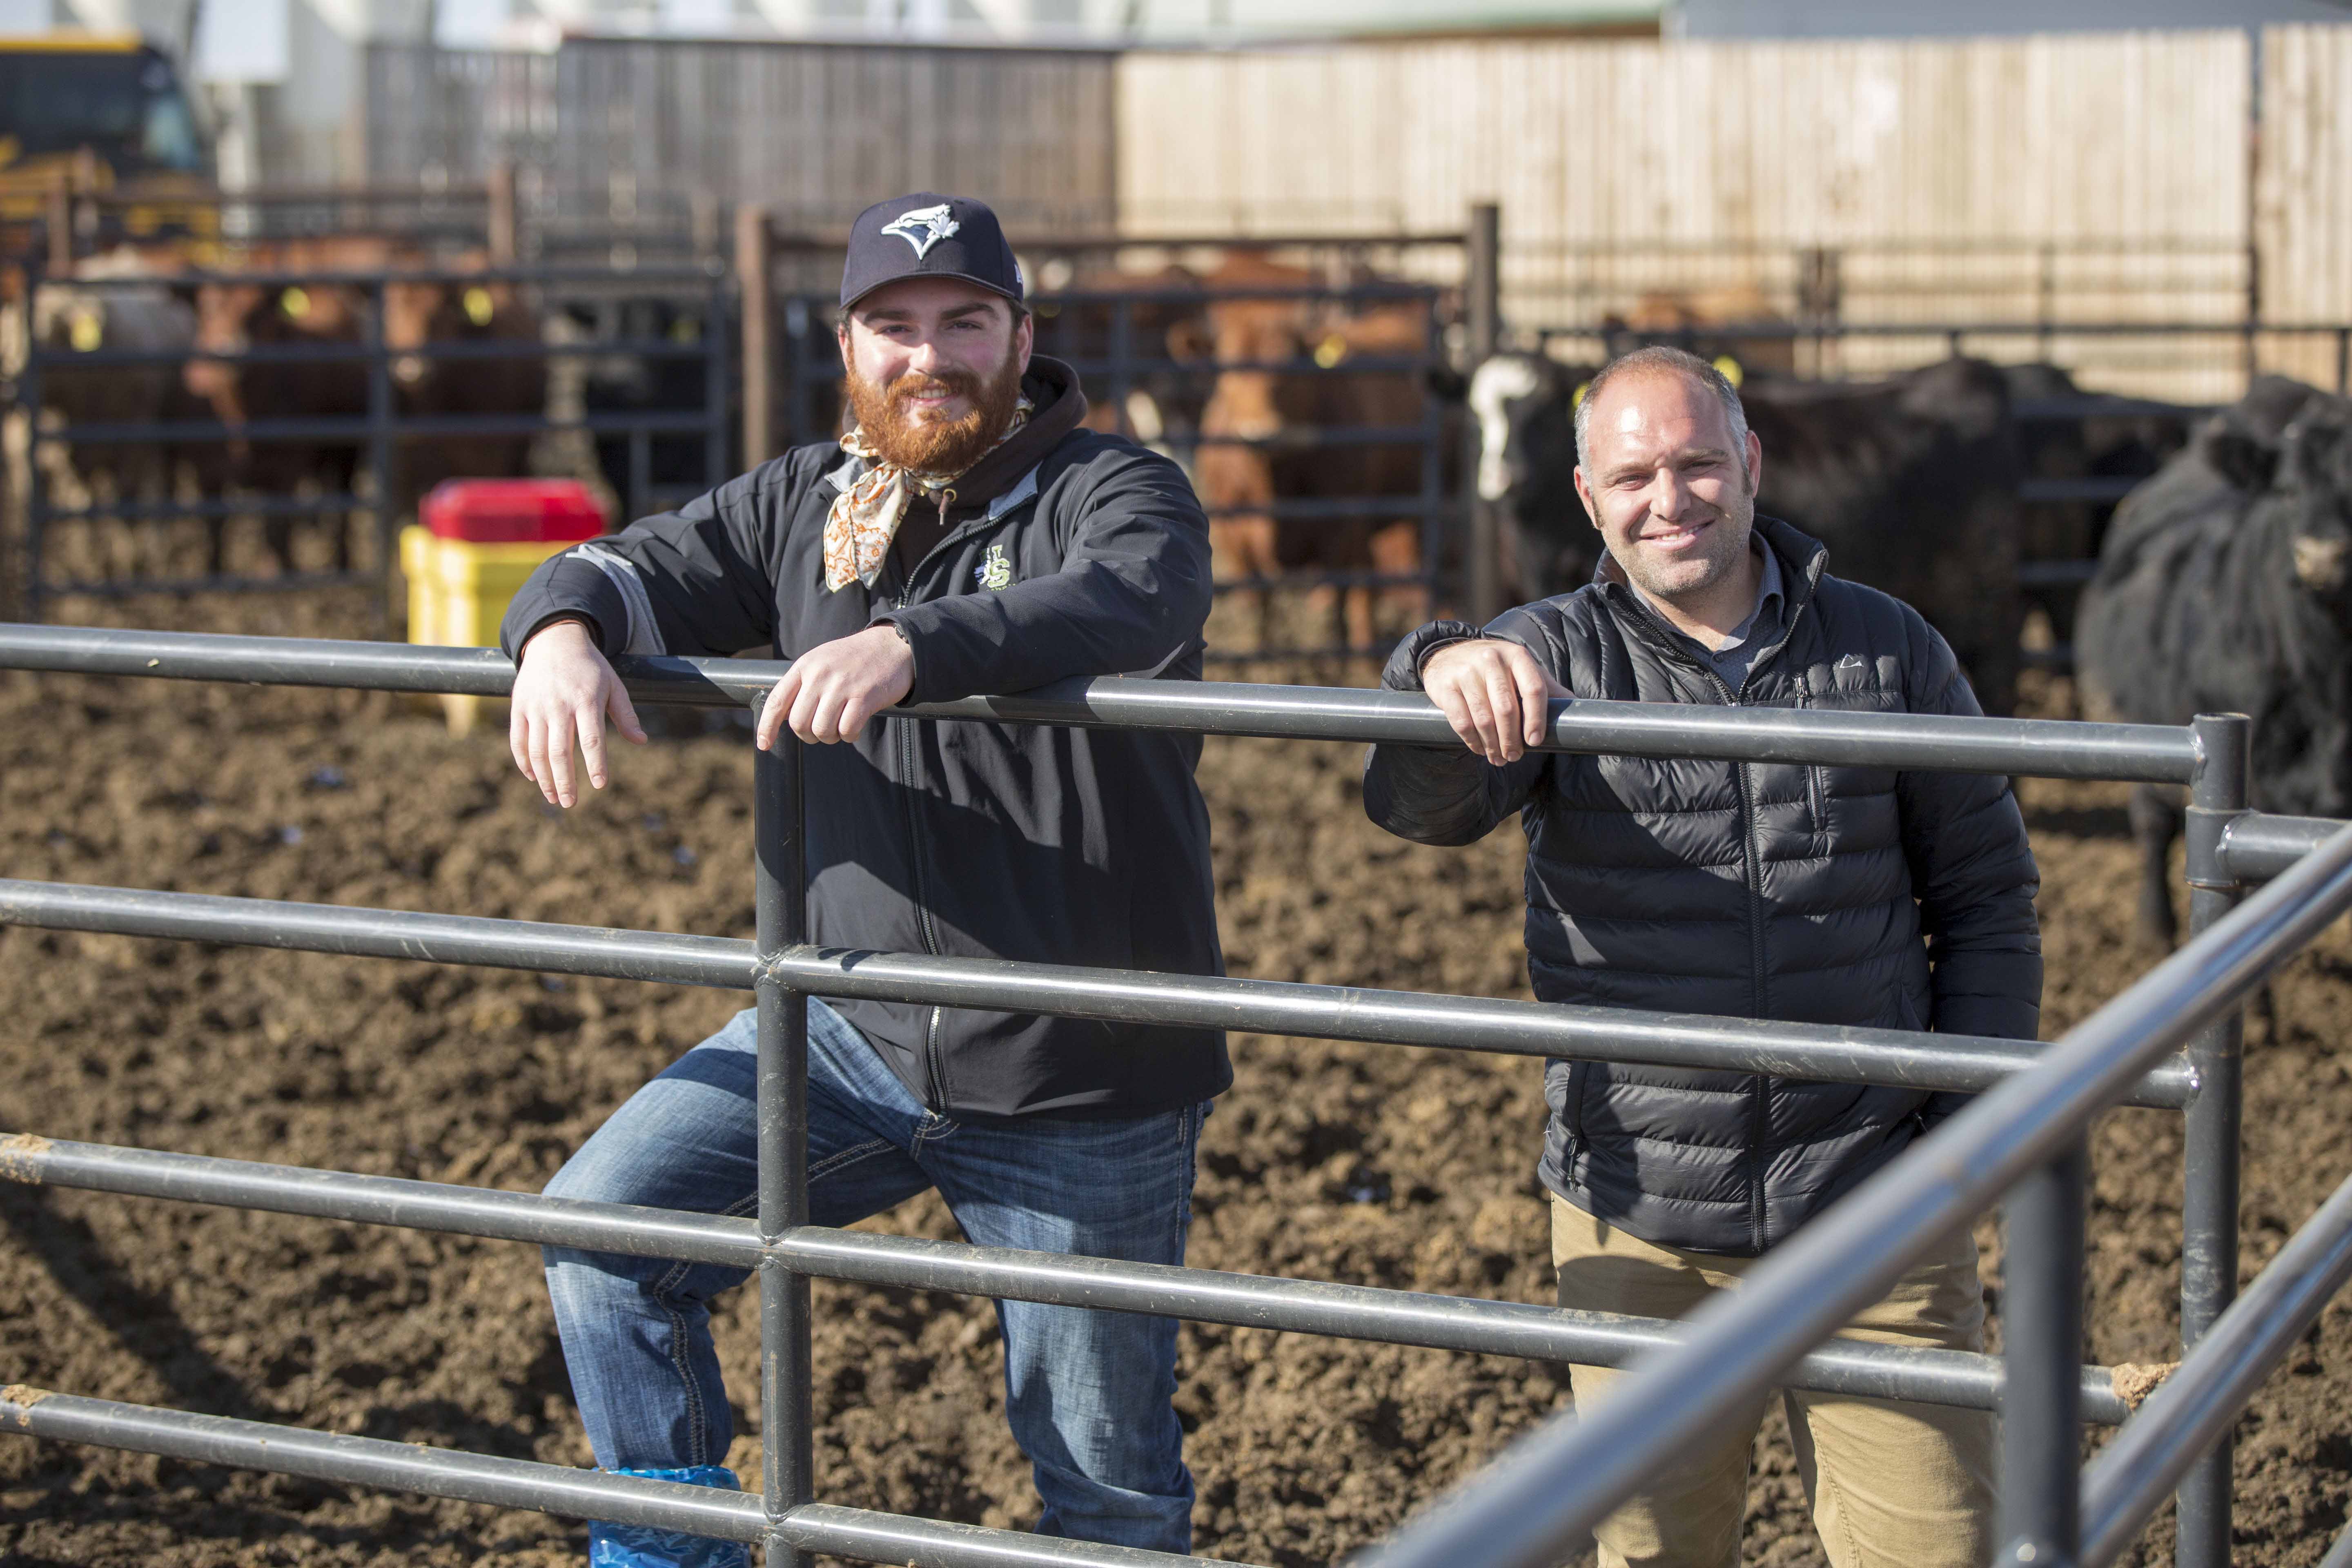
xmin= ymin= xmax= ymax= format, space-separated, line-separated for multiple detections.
xmin=1364 ymin=518 xmax=2041 ymax=1255
xmin=501 ymin=358 xmax=1229 ymax=1120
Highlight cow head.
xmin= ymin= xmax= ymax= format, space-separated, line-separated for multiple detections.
xmin=183 ymin=280 xmax=271 ymax=412
xmin=2282 ymin=407 xmax=2352 ymax=595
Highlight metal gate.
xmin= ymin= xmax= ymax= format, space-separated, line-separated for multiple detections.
xmin=737 ymin=217 xmax=1479 ymax=664
xmin=5 ymin=260 xmax=730 ymax=619
xmin=2 ymin=621 xmax=2350 ymax=1568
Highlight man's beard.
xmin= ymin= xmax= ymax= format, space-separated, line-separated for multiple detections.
xmin=1615 ymin=481 xmax=1756 ymax=608
xmin=846 ymin=356 xmax=1026 ymax=474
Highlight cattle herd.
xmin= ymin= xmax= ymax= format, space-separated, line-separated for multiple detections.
xmin=3 ymin=238 xmax=693 ymax=584
xmin=9 ymin=243 xmax=2352 ymax=879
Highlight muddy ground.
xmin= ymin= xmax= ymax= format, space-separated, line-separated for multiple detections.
xmin=5 ymin=590 xmax=2352 ymax=1567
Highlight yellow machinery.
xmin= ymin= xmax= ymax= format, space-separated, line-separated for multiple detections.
xmin=0 ymin=34 xmax=220 ymax=266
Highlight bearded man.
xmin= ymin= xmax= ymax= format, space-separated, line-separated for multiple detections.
xmin=499 ymin=194 xmax=1223 ymax=1568
xmin=1364 ymin=346 xmax=2041 ymax=1568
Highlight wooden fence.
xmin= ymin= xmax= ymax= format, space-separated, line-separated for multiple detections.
xmin=365 ymin=37 xmax=1118 ymax=258
xmin=1116 ymin=30 xmax=2280 ymax=401
xmin=2257 ymin=24 xmax=2352 ymax=394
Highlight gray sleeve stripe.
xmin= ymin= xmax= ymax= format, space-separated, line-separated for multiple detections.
xmin=572 ymin=543 xmax=666 ymax=657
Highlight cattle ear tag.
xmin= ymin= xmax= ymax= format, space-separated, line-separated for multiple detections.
xmin=1571 ymin=381 xmax=1592 ymax=410
xmin=1314 ymin=334 xmax=1349 ymax=369
xmin=1711 ymin=355 xmax=1745 ymax=389
xmin=462 ymin=287 xmax=495 ymax=326
xmin=68 ymin=311 xmax=102 ymax=352
xmin=279 ymin=287 xmax=310 ymax=320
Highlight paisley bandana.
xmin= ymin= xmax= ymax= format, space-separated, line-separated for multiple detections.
xmin=823 ymin=395 xmax=1033 ymax=592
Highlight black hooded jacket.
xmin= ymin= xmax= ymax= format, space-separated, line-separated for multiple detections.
xmin=502 ymin=357 xmax=1231 ymax=1119
xmin=1363 ymin=518 xmax=2042 ymax=1255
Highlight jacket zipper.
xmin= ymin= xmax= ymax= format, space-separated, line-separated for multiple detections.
xmin=1701 ymin=664 xmax=1775 ymax=1255
xmin=887 ymin=564 xmax=951 ymax=1111
xmin=1608 ymin=553 xmax=1820 ymax=1256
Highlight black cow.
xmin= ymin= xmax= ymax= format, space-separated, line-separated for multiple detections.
xmin=2077 ymin=378 xmax=2347 ymax=943
xmin=1470 ymin=352 xmax=2025 ymax=715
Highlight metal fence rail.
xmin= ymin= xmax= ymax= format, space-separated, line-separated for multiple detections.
xmin=0 ymin=623 xmax=2338 ymax=1568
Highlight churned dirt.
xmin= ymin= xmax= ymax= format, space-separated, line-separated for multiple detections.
xmin=4 ymin=594 xmax=2352 ymax=1567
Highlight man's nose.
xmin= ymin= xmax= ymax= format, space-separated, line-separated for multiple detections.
xmin=904 ymin=337 xmax=946 ymax=374
xmin=1647 ymin=466 xmax=1696 ymax=517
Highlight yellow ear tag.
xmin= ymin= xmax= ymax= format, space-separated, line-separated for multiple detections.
xmin=462 ymin=287 xmax=495 ymax=326
xmin=279 ymin=287 xmax=310 ymax=320
xmin=1313 ymin=334 xmax=1348 ymax=369
xmin=1570 ymin=380 xmax=1592 ymax=410
xmin=1711 ymin=354 xmax=1744 ymax=389
xmin=68 ymin=310 xmax=103 ymax=352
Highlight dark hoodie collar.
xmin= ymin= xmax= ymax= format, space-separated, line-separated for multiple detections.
xmin=941 ymin=354 xmax=1089 ymax=518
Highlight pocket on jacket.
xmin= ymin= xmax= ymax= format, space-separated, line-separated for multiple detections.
xmin=1807 ymin=765 xmax=1829 ymax=830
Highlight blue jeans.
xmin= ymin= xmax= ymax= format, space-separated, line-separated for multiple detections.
xmin=543 ymin=1000 xmax=1207 ymax=1558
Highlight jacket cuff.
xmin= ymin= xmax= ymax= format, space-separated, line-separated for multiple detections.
xmin=1384 ymin=619 xmax=1485 ymax=691
xmin=499 ymin=553 xmax=630 ymax=662
xmin=872 ymin=603 xmax=975 ymax=706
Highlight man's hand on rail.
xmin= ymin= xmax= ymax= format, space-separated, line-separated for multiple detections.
xmin=510 ymin=618 xmax=648 ymax=808
xmin=1421 ymin=638 xmax=1567 ymax=765
xmin=756 ymin=626 xmax=915 ymax=751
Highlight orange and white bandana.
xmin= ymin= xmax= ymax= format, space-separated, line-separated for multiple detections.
xmin=822 ymin=396 xmax=1033 ymax=592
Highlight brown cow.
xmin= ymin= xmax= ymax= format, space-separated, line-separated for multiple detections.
xmin=1610 ymin=284 xmax=1798 ymax=380
xmin=183 ymin=237 xmax=414 ymax=573
xmin=1189 ymin=256 xmax=1431 ymax=653
xmin=381 ymin=257 xmax=547 ymax=507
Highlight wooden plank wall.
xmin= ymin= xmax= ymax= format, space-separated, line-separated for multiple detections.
xmin=1118 ymin=32 xmax=2258 ymax=398
xmin=367 ymin=39 xmax=1118 ymax=245
xmin=2257 ymin=25 xmax=2352 ymax=394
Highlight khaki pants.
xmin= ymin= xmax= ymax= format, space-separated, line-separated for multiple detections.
xmin=1551 ymin=1195 xmax=1995 ymax=1568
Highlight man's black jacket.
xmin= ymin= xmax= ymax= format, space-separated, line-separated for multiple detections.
xmin=1363 ymin=518 xmax=2042 ymax=1255
xmin=501 ymin=358 xmax=1231 ymax=1119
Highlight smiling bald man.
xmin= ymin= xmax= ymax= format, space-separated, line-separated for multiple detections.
xmin=1364 ymin=345 xmax=2043 ymax=1568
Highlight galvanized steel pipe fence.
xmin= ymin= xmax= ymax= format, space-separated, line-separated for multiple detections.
xmin=0 ymin=621 xmax=2348 ymax=1568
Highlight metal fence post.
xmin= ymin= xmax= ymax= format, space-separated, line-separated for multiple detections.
xmin=486 ymin=163 xmax=519 ymax=267
xmin=706 ymin=272 xmax=732 ymax=490
xmin=1465 ymin=201 xmax=1502 ymax=627
xmin=18 ymin=254 xmax=48 ymax=622
xmin=364 ymin=280 xmax=397 ymax=629
xmin=737 ymin=205 xmax=775 ymax=471
xmin=1998 ymin=1139 xmax=2087 ymax=1568
xmin=753 ymin=719 xmax=813 ymax=1567
xmin=2179 ymin=710 xmax=2251 ymax=1568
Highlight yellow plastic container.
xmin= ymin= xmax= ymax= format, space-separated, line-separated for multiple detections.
xmin=401 ymin=526 xmax=583 ymax=733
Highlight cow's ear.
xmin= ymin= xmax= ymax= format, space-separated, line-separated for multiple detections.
xmin=1165 ymin=317 xmax=1212 ymax=362
xmin=1425 ymin=363 xmax=1467 ymax=401
xmin=2283 ymin=416 xmax=2349 ymax=492
xmin=2203 ymin=428 xmax=2280 ymax=493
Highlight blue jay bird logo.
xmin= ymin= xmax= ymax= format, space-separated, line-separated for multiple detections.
xmin=882 ymin=203 xmax=961 ymax=259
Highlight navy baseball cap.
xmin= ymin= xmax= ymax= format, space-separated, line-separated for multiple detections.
xmin=840 ymin=193 xmax=1025 ymax=311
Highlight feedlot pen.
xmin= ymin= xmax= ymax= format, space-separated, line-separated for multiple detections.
xmin=4 ymin=261 xmax=730 ymax=619
xmin=5 ymin=625 xmax=2352 ymax=1567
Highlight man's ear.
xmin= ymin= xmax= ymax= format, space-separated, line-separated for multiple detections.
xmin=1014 ymin=309 xmax=1034 ymax=374
xmin=1746 ymin=428 xmax=1764 ymax=496
xmin=836 ymin=319 xmax=854 ymax=372
xmin=1572 ymin=465 xmax=1598 ymax=523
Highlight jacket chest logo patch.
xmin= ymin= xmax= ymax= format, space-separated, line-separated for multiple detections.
xmin=976 ymin=543 xmax=1013 ymax=591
